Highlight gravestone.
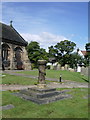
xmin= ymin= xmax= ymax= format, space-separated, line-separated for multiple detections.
xmin=64 ymin=64 xmax=68 ymax=70
xmin=68 ymin=68 xmax=75 ymax=72
xmin=0 ymin=104 xmax=15 ymax=111
xmin=13 ymin=60 xmax=71 ymax=104
xmin=50 ymin=65 xmax=53 ymax=70
xmin=57 ymin=64 xmax=61 ymax=70
xmin=61 ymin=66 xmax=65 ymax=71
xmin=53 ymin=62 xmax=58 ymax=70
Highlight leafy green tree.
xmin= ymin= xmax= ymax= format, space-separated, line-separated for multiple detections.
xmin=55 ymin=40 xmax=76 ymax=55
xmin=84 ymin=43 xmax=90 ymax=66
xmin=69 ymin=52 xmax=83 ymax=69
xmin=48 ymin=46 xmax=57 ymax=57
xmin=48 ymin=40 xmax=76 ymax=66
xmin=26 ymin=41 xmax=48 ymax=68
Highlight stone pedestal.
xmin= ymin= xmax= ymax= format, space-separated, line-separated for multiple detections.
xmin=38 ymin=60 xmax=46 ymax=88
xmin=13 ymin=59 xmax=71 ymax=104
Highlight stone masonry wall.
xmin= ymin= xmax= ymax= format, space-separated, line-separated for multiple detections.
xmin=1 ymin=42 xmax=31 ymax=70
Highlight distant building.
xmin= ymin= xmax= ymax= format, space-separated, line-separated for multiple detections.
xmin=78 ymin=50 xmax=87 ymax=58
xmin=77 ymin=50 xmax=87 ymax=72
xmin=0 ymin=22 xmax=31 ymax=70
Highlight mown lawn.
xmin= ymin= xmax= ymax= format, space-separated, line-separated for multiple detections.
xmin=1 ymin=69 xmax=88 ymax=85
xmin=1 ymin=73 xmax=37 ymax=85
xmin=2 ymin=88 xmax=88 ymax=118
xmin=16 ymin=69 xmax=88 ymax=83
xmin=1 ymin=70 xmax=88 ymax=118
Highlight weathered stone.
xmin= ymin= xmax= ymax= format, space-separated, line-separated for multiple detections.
xmin=20 ymin=87 xmax=60 ymax=98
xmin=38 ymin=60 xmax=46 ymax=85
xmin=1 ymin=43 xmax=31 ymax=70
xmin=64 ymin=64 xmax=69 ymax=70
xmin=61 ymin=67 xmax=65 ymax=71
xmin=81 ymin=67 xmax=88 ymax=76
xmin=12 ymin=59 xmax=72 ymax=104
xmin=53 ymin=62 xmax=58 ymax=70
xmin=12 ymin=90 xmax=72 ymax=105
xmin=0 ymin=104 xmax=15 ymax=111
xmin=68 ymin=68 xmax=75 ymax=72
xmin=50 ymin=65 xmax=54 ymax=70
xmin=57 ymin=64 xmax=61 ymax=70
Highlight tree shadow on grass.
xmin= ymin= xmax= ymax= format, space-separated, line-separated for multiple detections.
xmin=82 ymin=78 xmax=89 ymax=83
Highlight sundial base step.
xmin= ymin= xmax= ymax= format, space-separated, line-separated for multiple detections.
xmin=12 ymin=87 xmax=72 ymax=104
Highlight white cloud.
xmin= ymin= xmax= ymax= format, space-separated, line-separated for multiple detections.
xmin=21 ymin=32 xmax=68 ymax=52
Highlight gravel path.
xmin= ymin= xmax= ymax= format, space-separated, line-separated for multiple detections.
xmin=0 ymin=84 xmax=36 ymax=91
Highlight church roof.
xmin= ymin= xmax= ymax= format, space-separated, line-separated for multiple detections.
xmin=0 ymin=22 xmax=28 ymax=46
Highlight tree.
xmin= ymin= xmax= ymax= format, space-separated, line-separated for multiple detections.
xmin=55 ymin=40 xmax=76 ymax=55
xmin=26 ymin=41 xmax=48 ymax=68
xmin=69 ymin=52 xmax=83 ymax=69
xmin=48 ymin=40 xmax=76 ymax=66
xmin=84 ymin=43 xmax=90 ymax=66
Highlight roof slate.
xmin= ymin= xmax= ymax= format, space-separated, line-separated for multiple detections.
xmin=0 ymin=22 xmax=28 ymax=46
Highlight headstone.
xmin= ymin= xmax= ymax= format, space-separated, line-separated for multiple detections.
xmin=61 ymin=67 xmax=65 ymax=71
xmin=68 ymin=68 xmax=75 ymax=72
xmin=57 ymin=64 xmax=61 ymax=70
xmin=50 ymin=65 xmax=53 ymax=70
xmin=81 ymin=67 xmax=88 ymax=76
xmin=64 ymin=64 xmax=68 ymax=70
xmin=77 ymin=66 xmax=81 ymax=72
xmin=53 ymin=62 xmax=58 ymax=70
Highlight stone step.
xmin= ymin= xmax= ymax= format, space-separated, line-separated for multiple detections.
xmin=28 ymin=87 xmax=56 ymax=93
xmin=20 ymin=89 xmax=60 ymax=98
xmin=12 ymin=92 xmax=72 ymax=104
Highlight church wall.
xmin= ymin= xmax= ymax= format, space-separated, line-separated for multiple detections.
xmin=1 ymin=42 xmax=31 ymax=70
xmin=22 ymin=46 xmax=32 ymax=70
xmin=0 ymin=43 xmax=2 ymax=70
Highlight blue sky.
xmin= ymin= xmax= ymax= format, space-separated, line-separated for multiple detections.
xmin=1 ymin=2 xmax=88 ymax=51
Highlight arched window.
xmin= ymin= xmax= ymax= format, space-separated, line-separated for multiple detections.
xmin=14 ymin=47 xmax=24 ymax=69
xmin=14 ymin=47 xmax=22 ymax=61
xmin=2 ymin=44 xmax=10 ymax=61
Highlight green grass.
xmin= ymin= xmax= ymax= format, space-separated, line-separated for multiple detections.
xmin=1 ymin=73 xmax=37 ymax=85
xmin=1 ymin=70 xmax=88 ymax=118
xmin=16 ymin=69 xmax=88 ymax=83
xmin=1 ymin=69 xmax=88 ymax=85
xmin=16 ymin=70 xmax=38 ymax=76
xmin=2 ymin=88 xmax=88 ymax=118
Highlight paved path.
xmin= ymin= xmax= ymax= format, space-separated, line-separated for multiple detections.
xmin=0 ymin=84 xmax=36 ymax=91
xmin=1 ymin=70 xmax=88 ymax=91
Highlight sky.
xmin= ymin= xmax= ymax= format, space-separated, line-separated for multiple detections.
xmin=1 ymin=2 xmax=88 ymax=52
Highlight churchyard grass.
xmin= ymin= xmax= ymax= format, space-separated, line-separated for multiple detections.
xmin=2 ymin=88 xmax=88 ymax=118
xmin=1 ymin=70 xmax=88 ymax=118
xmin=16 ymin=69 xmax=88 ymax=83
xmin=1 ymin=69 xmax=88 ymax=85
xmin=1 ymin=73 xmax=37 ymax=85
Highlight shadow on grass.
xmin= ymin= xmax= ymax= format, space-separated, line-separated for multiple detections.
xmin=82 ymin=78 xmax=89 ymax=83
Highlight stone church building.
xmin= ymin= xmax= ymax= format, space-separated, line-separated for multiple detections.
xmin=0 ymin=22 xmax=31 ymax=70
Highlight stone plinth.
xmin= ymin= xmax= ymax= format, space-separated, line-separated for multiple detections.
xmin=13 ymin=86 xmax=71 ymax=104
